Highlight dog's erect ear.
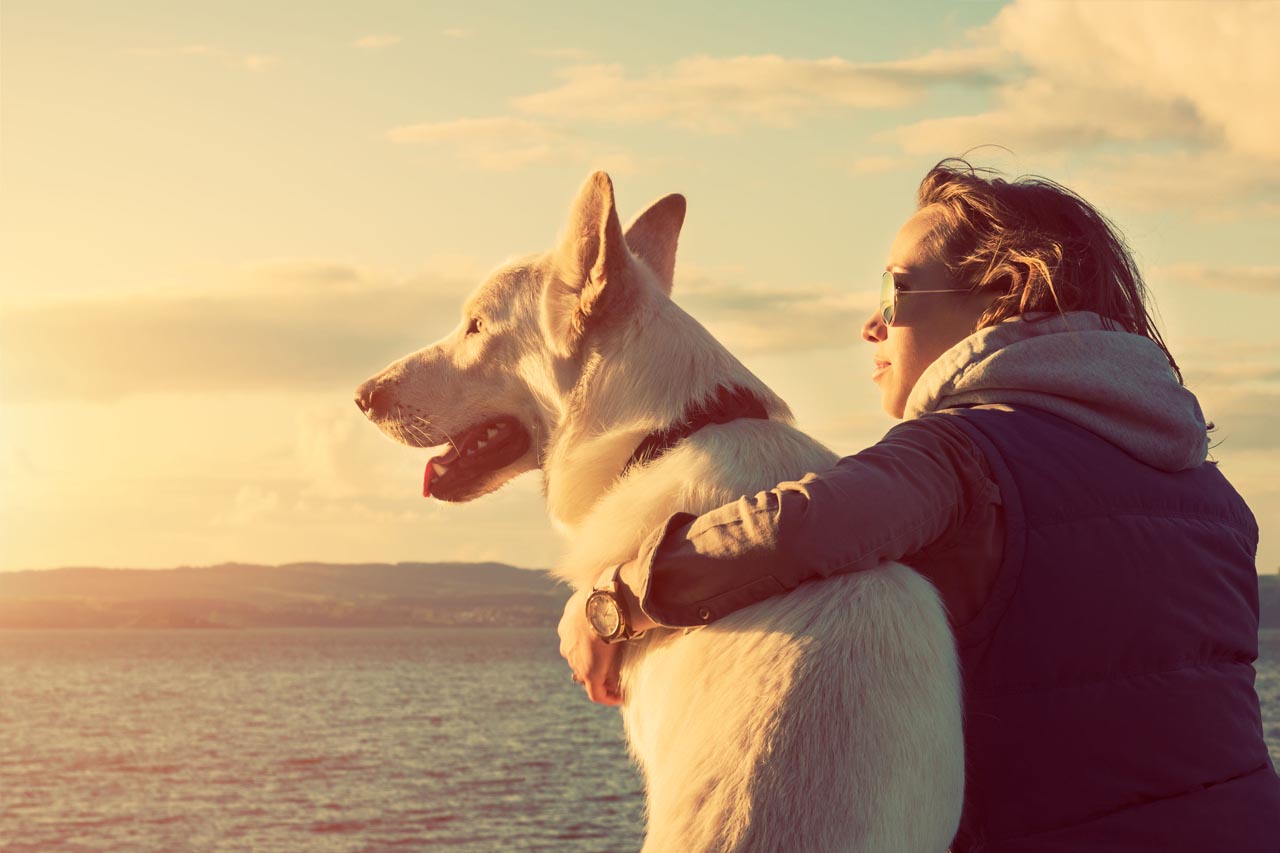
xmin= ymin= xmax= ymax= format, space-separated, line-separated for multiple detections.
xmin=624 ymin=194 xmax=686 ymax=297
xmin=543 ymin=171 xmax=629 ymax=358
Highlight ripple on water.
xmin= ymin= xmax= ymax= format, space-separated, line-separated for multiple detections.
xmin=2 ymin=626 xmax=1277 ymax=851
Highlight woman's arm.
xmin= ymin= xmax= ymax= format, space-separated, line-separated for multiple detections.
xmin=561 ymin=412 xmax=1001 ymax=702
xmin=617 ymin=413 xmax=1001 ymax=628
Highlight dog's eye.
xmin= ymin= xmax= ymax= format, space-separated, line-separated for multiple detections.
xmin=466 ymin=318 xmax=483 ymax=336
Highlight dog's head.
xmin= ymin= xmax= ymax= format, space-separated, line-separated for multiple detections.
xmin=355 ymin=172 xmax=686 ymax=503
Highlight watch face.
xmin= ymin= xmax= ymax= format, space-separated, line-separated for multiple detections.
xmin=586 ymin=591 xmax=622 ymax=638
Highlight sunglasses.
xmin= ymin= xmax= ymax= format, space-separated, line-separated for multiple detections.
xmin=879 ymin=271 xmax=971 ymax=326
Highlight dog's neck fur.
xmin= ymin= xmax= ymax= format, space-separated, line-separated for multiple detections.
xmin=542 ymin=285 xmax=790 ymax=532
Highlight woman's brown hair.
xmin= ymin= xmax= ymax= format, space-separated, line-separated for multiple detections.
xmin=916 ymin=157 xmax=1183 ymax=384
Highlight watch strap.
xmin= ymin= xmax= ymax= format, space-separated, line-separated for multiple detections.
xmin=589 ymin=564 xmax=642 ymax=644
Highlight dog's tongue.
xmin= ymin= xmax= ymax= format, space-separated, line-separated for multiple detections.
xmin=422 ymin=442 xmax=460 ymax=498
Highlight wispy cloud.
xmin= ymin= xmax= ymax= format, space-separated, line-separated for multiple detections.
xmin=1174 ymin=336 xmax=1280 ymax=455
xmin=1072 ymin=149 xmax=1280 ymax=218
xmin=1174 ymin=337 xmax=1280 ymax=388
xmin=386 ymin=116 xmax=636 ymax=173
xmin=242 ymin=54 xmax=279 ymax=72
xmin=676 ymin=272 xmax=875 ymax=355
xmin=1156 ymin=264 xmax=1280 ymax=296
xmin=245 ymin=257 xmax=495 ymax=290
xmin=512 ymin=48 xmax=1006 ymax=132
xmin=387 ymin=117 xmax=560 ymax=170
xmin=885 ymin=88 xmax=1209 ymax=157
xmin=1190 ymin=364 xmax=1280 ymax=386
xmin=353 ymin=35 xmax=401 ymax=50
xmin=0 ymin=265 xmax=476 ymax=402
xmin=1202 ymin=391 xmax=1280 ymax=453
xmin=130 ymin=43 xmax=281 ymax=72
xmin=441 ymin=27 xmax=471 ymax=39
xmin=213 ymin=485 xmax=281 ymax=527
xmin=530 ymin=46 xmax=595 ymax=62
xmin=846 ymin=155 xmax=912 ymax=176
xmin=393 ymin=45 xmax=1003 ymax=171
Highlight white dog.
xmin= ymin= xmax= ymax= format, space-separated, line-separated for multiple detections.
xmin=356 ymin=173 xmax=964 ymax=852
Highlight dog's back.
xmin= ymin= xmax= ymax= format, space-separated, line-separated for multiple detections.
xmin=575 ymin=418 xmax=965 ymax=853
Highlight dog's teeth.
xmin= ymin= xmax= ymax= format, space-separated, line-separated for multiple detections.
xmin=432 ymin=463 xmax=448 ymax=476
xmin=486 ymin=427 xmax=500 ymax=439
xmin=475 ymin=439 xmax=488 ymax=450
xmin=466 ymin=448 xmax=475 ymax=456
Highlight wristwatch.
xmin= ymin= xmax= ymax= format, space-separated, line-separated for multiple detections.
xmin=585 ymin=565 xmax=644 ymax=644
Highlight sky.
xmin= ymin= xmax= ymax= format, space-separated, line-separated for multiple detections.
xmin=2 ymin=0 xmax=1279 ymax=575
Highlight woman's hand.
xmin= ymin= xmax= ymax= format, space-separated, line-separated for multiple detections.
xmin=558 ymin=587 xmax=623 ymax=706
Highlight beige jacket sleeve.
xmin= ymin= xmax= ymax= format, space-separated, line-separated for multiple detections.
xmin=618 ymin=414 xmax=1001 ymax=628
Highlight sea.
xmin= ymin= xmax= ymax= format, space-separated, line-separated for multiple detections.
xmin=2 ymin=627 xmax=1278 ymax=853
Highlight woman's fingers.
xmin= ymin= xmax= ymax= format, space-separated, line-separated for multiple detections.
xmin=583 ymin=645 xmax=623 ymax=706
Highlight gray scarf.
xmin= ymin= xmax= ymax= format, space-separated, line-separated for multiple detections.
xmin=904 ymin=311 xmax=1209 ymax=472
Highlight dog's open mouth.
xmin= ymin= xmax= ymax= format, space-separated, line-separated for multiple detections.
xmin=422 ymin=416 xmax=531 ymax=500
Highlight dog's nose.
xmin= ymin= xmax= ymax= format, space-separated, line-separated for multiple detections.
xmin=354 ymin=379 xmax=389 ymax=418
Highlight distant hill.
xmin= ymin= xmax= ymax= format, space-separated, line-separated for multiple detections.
xmin=0 ymin=562 xmax=569 ymax=629
xmin=1 ymin=562 xmax=1276 ymax=630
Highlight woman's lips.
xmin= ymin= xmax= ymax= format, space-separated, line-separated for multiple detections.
xmin=872 ymin=360 xmax=890 ymax=381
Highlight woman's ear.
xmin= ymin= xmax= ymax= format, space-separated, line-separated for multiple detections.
xmin=542 ymin=171 xmax=629 ymax=359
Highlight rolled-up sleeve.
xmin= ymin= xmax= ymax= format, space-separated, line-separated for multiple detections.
xmin=619 ymin=414 xmax=1000 ymax=627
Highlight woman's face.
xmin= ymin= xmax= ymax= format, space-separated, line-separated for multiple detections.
xmin=862 ymin=205 xmax=997 ymax=419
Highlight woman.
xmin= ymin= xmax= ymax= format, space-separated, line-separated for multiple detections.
xmin=559 ymin=159 xmax=1280 ymax=851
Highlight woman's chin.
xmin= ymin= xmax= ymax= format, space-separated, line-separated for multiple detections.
xmin=880 ymin=388 xmax=908 ymax=420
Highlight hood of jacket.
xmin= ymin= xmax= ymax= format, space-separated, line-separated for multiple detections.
xmin=904 ymin=311 xmax=1209 ymax=471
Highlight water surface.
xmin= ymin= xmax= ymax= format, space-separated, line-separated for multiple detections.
xmin=2 ymin=628 xmax=1278 ymax=852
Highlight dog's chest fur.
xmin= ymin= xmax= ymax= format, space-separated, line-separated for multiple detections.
xmin=550 ymin=415 xmax=965 ymax=852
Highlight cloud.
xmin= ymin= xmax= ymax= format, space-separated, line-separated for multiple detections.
xmin=1156 ymin=264 xmax=1280 ymax=296
xmin=293 ymin=404 xmax=371 ymax=502
xmin=887 ymin=84 xmax=1210 ymax=156
xmin=881 ymin=1 xmax=1280 ymax=212
xmin=1201 ymin=391 xmax=1280 ymax=454
xmin=0 ymin=265 xmax=478 ymax=402
xmin=242 ymin=55 xmax=279 ymax=72
xmin=891 ymin=2 xmax=1278 ymax=156
xmin=383 ymin=46 xmax=1000 ymax=164
xmin=386 ymin=116 xmax=636 ymax=173
xmin=387 ymin=117 xmax=561 ymax=171
xmin=441 ymin=27 xmax=470 ymax=39
xmin=512 ymin=48 xmax=1006 ymax=132
xmin=381 ymin=2 xmax=1275 ymax=216
xmin=215 ymin=485 xmax=281 ymax=527
xmin=531 ymin=47 xmax=595 ymax=62
xmin=130 ymin=44 xmax=281 ymax=72
xmin=353 ymin=35 xmax=401 ymax=50
xmin=242 ymin=259 xmax=395 ymax=292
xmin=242 ymin=256 xmax=495 ymax=290
xmin=1070 ymin=149 xmax=1280 ymax=218
xmin=1178 ymin=339 xmax=1280 ymax=401
xmin=1190 ymin=364 xmax=1280 ymax=387
xmin=1173 ymin=336 xmax=1280 ymax=455
xmin=998 ymin=2 xmax=1278 ymax=162
xmin=676 ymin=273 xmax=875 ymax=355
xmin=0 ymin=259 xmax=877 ymax=403
xmin=846 ymin=155 xmax=912 ymax=176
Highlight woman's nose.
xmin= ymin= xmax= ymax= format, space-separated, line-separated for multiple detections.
xmin=861 ymin=309 xmax=887 ymax=344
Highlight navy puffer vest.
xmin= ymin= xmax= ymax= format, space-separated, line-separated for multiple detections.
xmin=933 ymin=405 xmax=1280 ymax=852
